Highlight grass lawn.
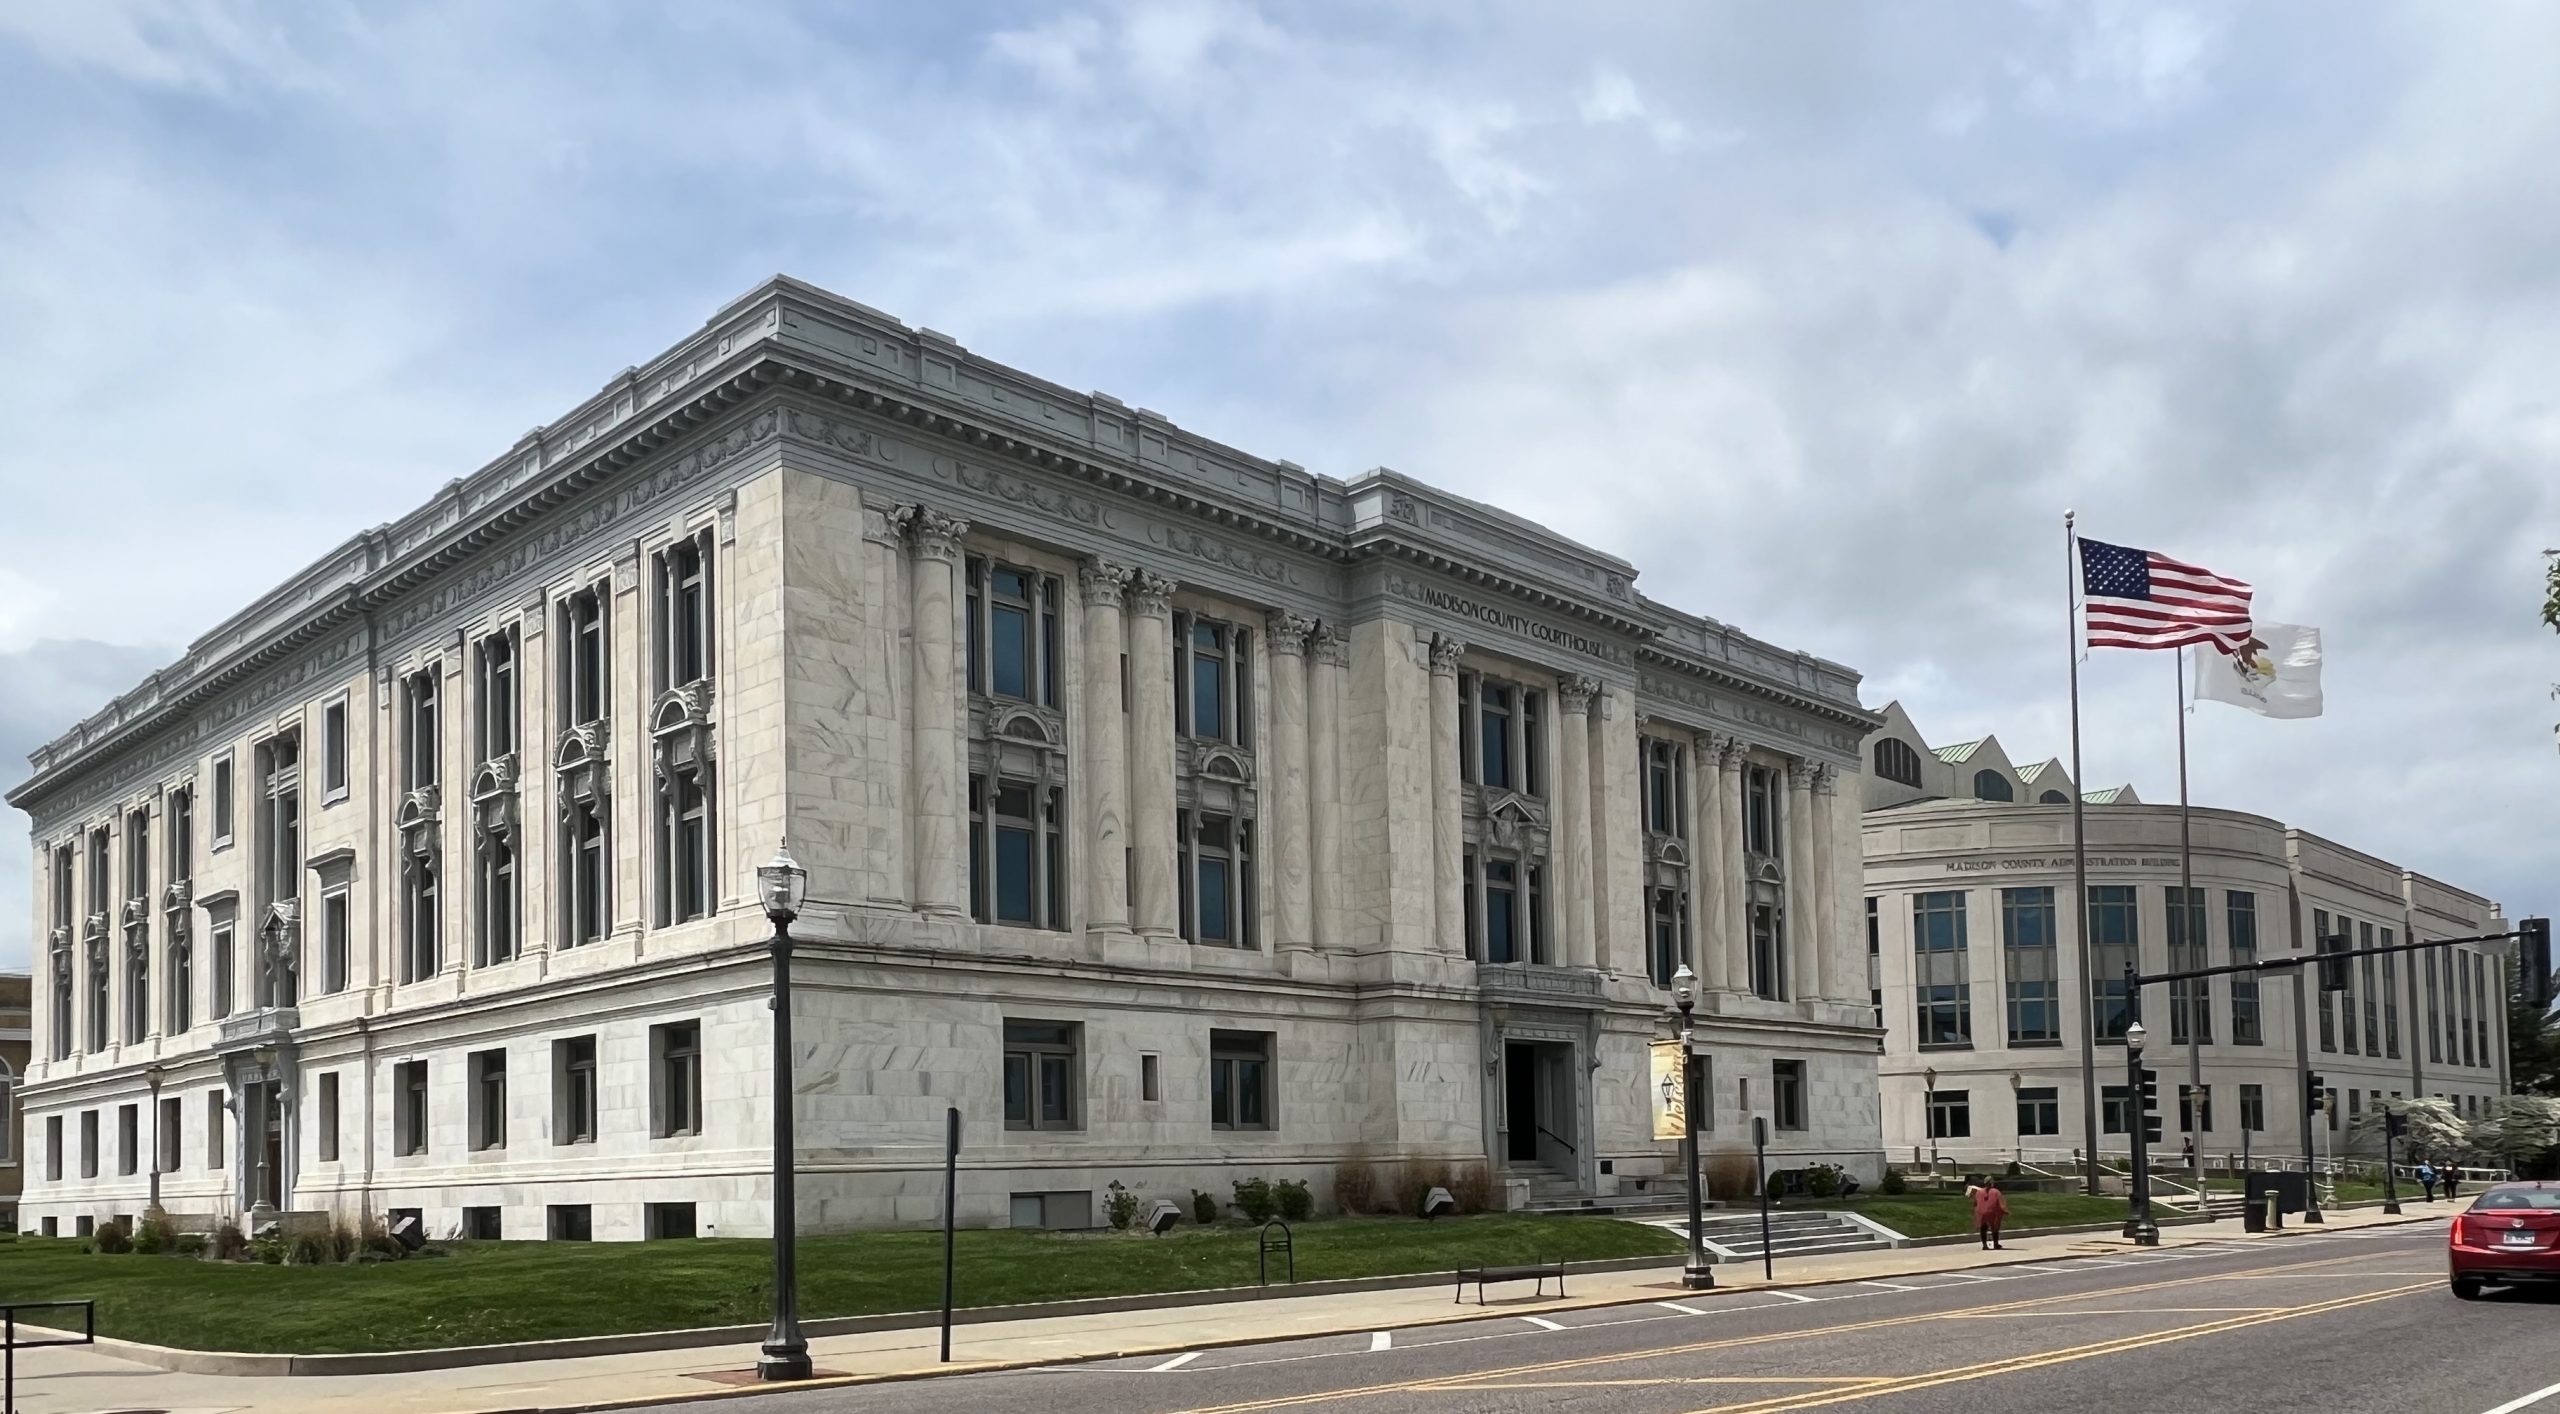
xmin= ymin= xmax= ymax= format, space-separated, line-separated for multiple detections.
xmin=1789 ymin=1191 xmax=2132 ymax=1238
xmin=0 ymin=1213 xmax=1678 ymax=1355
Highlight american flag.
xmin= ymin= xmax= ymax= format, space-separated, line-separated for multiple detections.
xmin=2079 ymin=538 xmax=2254 ymax=654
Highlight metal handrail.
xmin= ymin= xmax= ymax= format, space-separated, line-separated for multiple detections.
xmin=5 ymin=1300 xmax=96 ymax=1414
xmin=1536 ymin=1124 xmax=1578 ymax=1155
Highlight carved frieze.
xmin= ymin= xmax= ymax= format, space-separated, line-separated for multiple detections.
xmin=1145 ymin=522 xmax=1295 ymax=588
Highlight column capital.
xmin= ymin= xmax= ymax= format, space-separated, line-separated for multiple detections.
xmin=1715 ymin=735 xmax=1750 ymax=772
xmin=1310 ymin=624 xmax=1350 ymax=668
xmin=1126 ymin=570 xmax=1177 ymax=618
xmin=893 ymin=505 xmax=970 ymax=562
xmin=1267 ymin=611 xmax=1318 ymax=656
xmin=1786 ymin=757 xmax=1813 ymax=791
xmin=1427 ymin=634 xmax=1466 ymax=677
xmin=1079 ymin=557 xmax=1132 ymax=607
xmin=1558 ymin=674 xmax=1601 ymax=712
xmin=1812 ymin=762 xmax=1839 ymax=795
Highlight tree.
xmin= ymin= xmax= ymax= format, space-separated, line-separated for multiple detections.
xmin=2511 ymin=975 xmax=2560 ymax=1097
xmin=2350 ymin=1096 xmax=2469 ymax=1164
xmin=2467 ymin=1095 xmax=2560 ymax=1174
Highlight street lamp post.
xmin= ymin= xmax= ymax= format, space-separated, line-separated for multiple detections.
xmin=144 ymin=1063 xmax=167 ymax=1219
xmin=2381 ymin=1108 xmax=2403 ymax=1216
xmin=1671 ymin=965 xmax=1714 ymax=1291
xmin=1923 ymin=1067 xmax=1939 ymax=1185
xmin=756 ymin=841 xmax=814 ymax=1383
xmin=2125 ymin=1021 xmax=2160 ymax=1246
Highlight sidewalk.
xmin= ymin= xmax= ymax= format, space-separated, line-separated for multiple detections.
xmin=6 ymin=1202 xmax=2442 ymax=1414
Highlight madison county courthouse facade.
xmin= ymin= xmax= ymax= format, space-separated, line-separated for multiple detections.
xmin=1863 ymin=705 xmax=2511 ymax=1171
xmin=12 ymin=278 xmax=1884 ymax=1240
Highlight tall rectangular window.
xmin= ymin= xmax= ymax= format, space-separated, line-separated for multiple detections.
xmin=2101 ymin=1084 xmax=2131 ymax=1134
xmin=80 ymin=1109 xmax=98 ymax=1177
xmin=1455 ymin=671 xmax=1544 ymax=797
xmin=470 ymin=1049 xmax=507 ymax=1151
xmin=1927 ymin=1089 xmax=1971 ymax=1139
xmin=477 ymin=629 xmax=517 ymax=761
xmin=117 ymin=1103 xmax=139 ymax=1175
xmin=1177 ymin=808 xmax=1255 ymax=948
xmin=321 ymin=889 xmax=350 ymax=995
xmin=1001 ymin=1020 xmax=1080 ymax=1131
xmin=318 ymin=1072 xmax=340 ymax=1162
xmin=211 ymin=753 xmax=235 ymax=848
xmin=2087 ymin=885 xmax=2139 ymax=1041
xmin=2178 ymin=1084 xmax=2212 ymax=1134
xmin=206 ymin=1090 xmax=224 ymax=1169
xmin=1210 ymin=1029 xmax=1274 ymax=1131
xmin=2016 ymin=1086 xmax=2060 ymax=1137
xmin=1772 ymin=1059 xmax=1807 ymax=1131
xmin=565 ymin=799 xmax=608 ymax=947
xmin=46 ymin=1115 xmax=63 ymax=1180
xmin=966 ymin=558 xmax=1062 ymax=707
xmin=2002 ymin=887 xmax=2059 ymax=1045
xmin=1744 ymin=764 xmax=1779 ymax=856
xmin=123 ymin=808 xmax=151 ymax=1043
xmin=323 ymin=697 xmax=349 ymax=799
xmin=969 ymin=776 xmax=1068 ymax=931
xmin=2360 ymin=921 xmax=2380 ymax=1055
xmin=85 ymin=827 xmax=109 ymax=1052
xmin=402 ymin=850 xmax=440 ymax=984
xmin=210 ymin=922 xmax=235 ymax=1021
xmin=166 ymin=788 xmax=194 ymax=1035
xmin=2426 ymin=948 xmax=2442 ymax=1064
xmin=2227 ymin=892 xmax=2261 ymax=1044
xmin=653 ymin=730 xmax=713 ymax=927
xmin=395 ymin=1060 xmax=429 ymax=1156
xmin=1173 ymin=613 xmax=1253 ymax=745
xmin=1749 ymin=899 xmax=1785 ymax=1002
xmin=2381 ymin=930 xmax=2399 ymax=1059
xmin=562 ymin=587 xmax=609 ymax=725
xmin=554 ymin=1035 xmax=598 ymax=1145
xmin=1464 ymin=849 xmax=1547 ymax=966
xmin=2460 ymin=951 xmax=2477 ymax=1067
xmin=1867 ymin=896 xmax=1883 ymax=1028
xmin=652 ymin=1022 xmax=702 ymax=1138
xmin=2240 ymin=1083 xmax=2265 ymax=1132
xmin=48 ymin=841 xmax=75 ymax=1058
xmin=254 ymin=734 xmax=301 ymax=1007
xmin=1912 ymin=891 xmax=1971 ymax=1047
xmin=476 ymin=829 xmax=518 ymax=967
xmin=2166 ymin=886 xmax=2210 ymax=1045
xmin=402 ymin=671 xmax=440 ymax=791
xmin=655 ymin=533 xmax=712 ymax=692
xmin=2315 ymin=909 xmax=2336 ymax=1051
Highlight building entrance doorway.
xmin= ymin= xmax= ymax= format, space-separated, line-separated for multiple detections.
xmin=255 ymin=1080 xmax=285 ymax=1209
xmin=1501 ymin=1040 xmax=1579 ymax=1182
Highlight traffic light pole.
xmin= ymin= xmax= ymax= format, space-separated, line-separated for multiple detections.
xmin=2122 ymin=964 xmax=2160 ymax=1246
xmin=2293 ymin=963 xmax=2322 ymax=1224
xmin=2382 ymin=1117 xmax=2402 ymax=1216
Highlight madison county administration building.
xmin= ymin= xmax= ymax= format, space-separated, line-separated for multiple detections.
xmin=1863 ymin=703 xmax=2513 ymax=1173
xmin=11 ymin=277 xmax=1885 ymax=1241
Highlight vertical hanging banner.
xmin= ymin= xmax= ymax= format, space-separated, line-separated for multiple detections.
xmin=1651 ymin=1039 xmax=1687 ymax=1140
xmin=2193 ymin=624 xmax=2324 ymax=718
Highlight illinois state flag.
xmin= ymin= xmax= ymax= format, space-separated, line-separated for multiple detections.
xmin=2192 ymin=624 xmax=2324 ymax=718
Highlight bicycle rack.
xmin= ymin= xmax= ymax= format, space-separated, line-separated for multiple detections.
xmin=5 ymin=1300 xmax=96 ymax=1414
xmin=1258 ymin=1218 xmax=1295 ymax=1286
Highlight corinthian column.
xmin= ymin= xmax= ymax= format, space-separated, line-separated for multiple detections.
xmin=1125 ymin=571 xmax=1179 ymax=938
xmin=1268 ymin=611 xmax=1317 ymax=954
xmin=1718 ymin=739 xmax=1748 ymax=993
xmin=1557 ymin=675 xmax=1599 ymax=970
xmin=1309 ymin=626 xmax=1347 ymax=951
xmin=1080 ymin=559 xmax=1132 ymax=934
xmin=1693 ymin=734 xmax=1729 ymax=992
xmin=902 ymin=508 xmax=970 ymax=917
xmin=1428 ymin=636 xmax=1466 ymax=955
xmin=1811 ymin=763 xmax=1840 ymax=1001
xmin=1783 ymin=759 xmax=1816 ymax=1001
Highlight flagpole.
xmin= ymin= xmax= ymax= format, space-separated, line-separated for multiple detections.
xmin=2177 ymin=650 xmax=2202 ymax=1192
xmin=2068 ymin=511 xmax=2099 ymax=1196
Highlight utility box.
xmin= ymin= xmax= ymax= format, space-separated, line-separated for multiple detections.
xmin=2244 ymin=1169 xmax=2307 ymax=1216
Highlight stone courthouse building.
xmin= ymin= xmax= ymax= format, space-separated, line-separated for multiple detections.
xmin=12 ymin=278 xmax=1882 ymax=1240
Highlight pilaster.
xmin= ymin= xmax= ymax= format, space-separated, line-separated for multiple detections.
xmin=1784 ymin=758 xmax=1815 ymax=1002
xmin=1595 ymin=684 xmax=1641 ymax=975
xmin=1557 ymin=675 xmax=1599 ymax=971
xmin=898 ymin=506 xmax=969 ymax=918
xmin=1695 ymin=733 xmax=1731 ymax=992
xmin=1811 ymin=763 xmax=1839 ymax=1001
xmin=1308 ymin=626 xmax=1348 ymax=952
xmin=1125 ymin=570 xmax=1179 ymax=938
xmin=1080 ymin=559 xmax=1133 ymax=934
xmin=1269 ymin=611 xmax=1317 ymax=953
xmin=1427 ymin=636 xmax=1465 ymax=956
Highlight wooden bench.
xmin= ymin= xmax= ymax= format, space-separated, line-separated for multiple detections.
xmin=1454 ymin=1259 xmax=1567 ymax=1304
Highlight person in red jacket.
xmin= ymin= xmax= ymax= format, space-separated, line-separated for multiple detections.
xmin=1972 ymin=1179 xmax=2010 ymax=1250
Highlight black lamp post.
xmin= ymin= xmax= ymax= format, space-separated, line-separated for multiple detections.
xmin=756 ymin=840 xmax=813 ymax=1383
xmin=1924 ymin=1066 xmax=1940 ymax=1184
xmin=1671 ymin=965 xmax=1713 ymax=1290
xmin=2381 ymin=1108 xmax=2403 ymax=1216
xmin=2125 ymin=1021 xmax=2160 ymax=1246
xmin=144 ymin=1062 xmax=167 ymax=1218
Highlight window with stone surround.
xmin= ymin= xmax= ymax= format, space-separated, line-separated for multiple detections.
xmin=211 ymin=752 xmax=234 ymax=849
xmin=1749 ymin=895 xmax=1785 ymax=1002
xmin=254 ymin=731 xmax=301 ymax=1007
xmin=2228 ymin=892 xmax=2261 ymax=1044
xmin=1003 ymin=1019 xmax=1081 ymax=1132
xmin=970 ymin=775 xmax=1068 ymax=931
xmin=1641 ymin=734 xmax=1691 ymax=988
xmin=49 ymin=841 xmax=73 ymax=1058
xmin=556 ymin=586 xmax=613 ymax=948
xmin=122 ymin=806 xmax=150 ymax=1044
xmin=1743 ymin=763 xmax=1779 ymax=856
xmin=80 ymin=1109 xmax=98 ymax=1177
xmin=1913 ymin=891 xmax=1972 ymax=1048
xmin=1873 ymin=736 xmax=1925 ymax=787
xmin=555 ymin=1035 xmax=598 ymax=1145
xmin=2088 ymin=885 xmax=2138 ymax=1042
xmin=1926 ymin=1089 xmax=1970 ymax=1139
xmin=165 ymin=786 xmax=193 ymax=1034
xmin=395 ymin=1060 xmax=429 ymax=1156
xmin=401 ymin=850 xmax=440 ymax=985
xmin=1972 ymin=769 xmax=2014 ymax=802
xmin=1174 ymin=612 xmax=1252 ymax=745
xmin=205 ymin=1089 xmax=223 ymax=1168
xmin=1457 ymin=671 xmax=1545 ymax=795
xmin=209 ymin=921 xmax=235 ymax=1021
xmin=967 ymin=557 xmax=1063 ymax=708
xmin=654 ymin=532 xmax=713 ymax=695
xmin=2382 ymin=934 xmax=2398 ymax=1059
xmin=1772 ymin=1059 xmax=1807 ymax=1131
xmin=1178 ymin=808 xmax=1255 ymax=947
xmin=118 ymin=1104 xmax=139 ymax=1174
xmin=402 ymin=670 xmax=440 ymax=792
xmin=477 ymin=628 xmax=517 ymax=761
xmin=318 ymin=888 xmax=349 ymax=995
xmin=471 ymin=626 xmax=524 ymax=962
xmin=156 ymin=1095 xmax=179 ymax=1174
xmin=323 ymin=696 xmax=349 ymax=802
xmin=318 ymin=1072 xmax=340 ymax=1162
xmin=2166 ymin=886 xmax=2209 ymax=1046
xmin=652 ymin=1021 xmax=702 ymax=1138
xmin=2017 ymin=1086 xmax=2060 ymax=1137
xmin=2240 ymin=1082 xmax=2264 ymax=1132
xmin=398 ymin=669 xmax=443 ymax=983
xmin=560 ymin=586 xmax=610 ymax=725
xmin=1461 ymin=848 xmax=1547 ymax=964
xmin=2426 ymin=949 xmax=2442 ymax=1064
xmin=85 ymin=826 xmax=108 ymax=1052
xmin=1210 ymin=1029 xmax=1273 ymax=1131
xmin=1456 ymin=664 xmax=1552 ymax=964
xmin=651 ymin=532 xmax=718 ymax=929
xmin=469 ymin=1049 xmax=507 ymax=1151
xmin=2315 ymin=909 xmax=2336 ymax=1051
xmin=2360 ymin=920 xmax=2380 ymax=1055
xmin=2002 ymin=887 xmax=2059 ymax=1045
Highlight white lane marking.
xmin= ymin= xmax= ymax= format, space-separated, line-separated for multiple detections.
xmin=1147 ymin=1352 xmax=1201 ymax=1372
xmin=1368 ymin=1331 xmax=1391 ymax=1352
xmin=2482 ymin=1378 xmax=2560 ymax=1414
xmin=1941 ymin=1271 xmax=2006 ymax=1282
xmin=1656 ymin=1300 xmax=1711 ymax=1315
xmin=1521 ymin=1315 xmax=1567 ymax=1331
xmin=1857 ymin=1280 xmax=1921 ymax=1292
xmin=1770 ymin=1290 xmax=1821 ymax=1304
xmin=2005 ymin=1265 xmax=2073 ymax=1274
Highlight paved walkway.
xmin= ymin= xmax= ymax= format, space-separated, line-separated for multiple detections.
xmin=6 ymin=1204 xmax=2440 ymax=1414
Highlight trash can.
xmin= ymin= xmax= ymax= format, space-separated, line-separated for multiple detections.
xmin=2243 ymin=1198 xmax=2266 ymax=1233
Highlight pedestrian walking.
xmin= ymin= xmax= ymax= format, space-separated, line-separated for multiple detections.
xmin=2444 ymin=1170 xmax=2460 ymax=1201
xmin=2418 ymin=1163 xmax=2437 ymax=1202
xmin=1972 ymin=1179 xmax=2009 ymax=1250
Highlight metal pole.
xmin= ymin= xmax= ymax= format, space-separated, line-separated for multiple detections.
xmin=146 ymin=1073 xmax=163 ymax=1215
xmin=2295 ymin=963 xmax=2322 ymax=1224
xmin=757 ymin=914 xmax=811 ymax=1382
xmin=1755 ymin=1118 xmax=1773 ymax=1282
xmin=941 ymin=1106 xmax=959 ymax=1361
xmin=2066 ymin=512 xmax=2100 ymax=1196
xmin=1680 ymin=1009 xmax=1712 ymax=1289
xmin=2383 ymin=1117 xmax=2402 ymax=1215
xmin=2175 ymin=654 xmax=2202 ymax=1197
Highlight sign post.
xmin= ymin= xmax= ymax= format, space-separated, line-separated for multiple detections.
xmin=1753 ymin=1116 xmax=1773 ymax=1282
xmin=940 ymin=1106 xmax=959 ymax=1363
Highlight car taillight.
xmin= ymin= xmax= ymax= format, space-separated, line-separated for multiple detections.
xmin=2456 ymin=1217 xmax=2483 ymax=1246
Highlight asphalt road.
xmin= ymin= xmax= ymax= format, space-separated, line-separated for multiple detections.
xmin=685 ymin=1221 xmax=2555 ymax=1414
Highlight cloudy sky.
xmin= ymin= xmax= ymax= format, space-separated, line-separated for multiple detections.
xmin=2 ymin=0 xmax=2555 ymax=968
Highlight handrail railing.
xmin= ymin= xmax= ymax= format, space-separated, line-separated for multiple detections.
xmin=5 ymin=1299 xmax=96 ymax=1414
xmin=1536 ymin=1124 xmax=1577 ymax=1155
xmin=1258 ymin=1219 xmax=1294 ymax=1286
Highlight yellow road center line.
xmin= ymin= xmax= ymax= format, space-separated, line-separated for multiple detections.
xmin=1673 ymin=1281 xmax=2433 ymax=1414
xmin=1169 ymin=1250 xmax=2400 ymax=1414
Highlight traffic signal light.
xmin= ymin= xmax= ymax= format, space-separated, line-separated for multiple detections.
xmin=2306 ymin=1073 xmax=2327 ymax=1113
xmin=2385 ymin=1110 xmax=2409 ymax=1139
xmin=2317 ymin=933 xmax=2351 ymax=992
xmin=2521 ymin=917 xmax=2553 ymax=1010
xmin=2138 ymin=1066 xmax=2163 ymax=1146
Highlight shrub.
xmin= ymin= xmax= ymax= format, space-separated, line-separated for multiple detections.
xmin=211 ymin=1222 xmax=249 ymax=1261
xmin=252 ymin=1231 xmax=287 ymax=1265
xmin=92 ymin=1220 xmax=133 ymax=1254
xmin=1879 ymin=1168 xmax=1909 ymax=1196
xmin=1805 ymin=1164 xmax=1844 ymax=1199
xmin=359 ymin=1212 xmax=403 ymax=1259
xmin=132 ymin=1214 xmax=173 ymax=1255
xmin=1105 ymin=1182 xmax=1140 ymax=1232
xmin=1331 ymin=1162 xmax=1377 ymax=1216
xmin=326 ymin=1221 xmax=361 ymax=1263
xmin=1191 ymin=1189 xmax=1219 ymax=1226
xmin=287 ymin=1234 xmax=332 ymax=1265
xmin=1702 ymin=1153 xmax=1758 ymax=1202
xmin=1231 ymin=1177 xmax=1279 ymax=1224
xmin=1447 ymin=1162 xmax=1493 ymax=1215
xmin=1274 ymin=1178 xmax=1314 ymax=1222
xmin=173 ymin=1233 xmax=208 ymax=1258
xmin=1394 ymin=1159 xmax=1453 ymax=1216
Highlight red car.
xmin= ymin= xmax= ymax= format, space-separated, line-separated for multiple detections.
xmin=2450 ymin=1181 xmax=2560 ymax=1299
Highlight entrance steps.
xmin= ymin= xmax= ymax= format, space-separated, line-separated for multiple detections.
xmin=1644 ymin=1207 xmax=1900 ymax=1262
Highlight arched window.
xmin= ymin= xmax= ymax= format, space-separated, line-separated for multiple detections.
xmin=1873 ymin=738 xmax=1924 ymax=788
xmin=2039 ymin=790 xmax=2069 ymax=805
xmin=1973 ymin=769 xmax=2015 ymax=802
